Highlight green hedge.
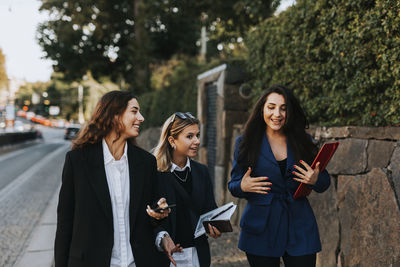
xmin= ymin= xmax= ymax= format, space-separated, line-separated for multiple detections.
xmin=246 ymin=0 xmax=400 ymax=126
xmin=139 ymin=57 xmax=223 ymax=129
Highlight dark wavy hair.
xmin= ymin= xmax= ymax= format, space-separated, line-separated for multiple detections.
xmin=72 ymin=91 xmax=137 ymax=150
xmin=237 ymin=84 xmax=318 ymax=168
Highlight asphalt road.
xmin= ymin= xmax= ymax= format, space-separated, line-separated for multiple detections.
xmin=0 ymin=126 xmax=69 ymax=267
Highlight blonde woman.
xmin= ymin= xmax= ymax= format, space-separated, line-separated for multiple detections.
xmin=151 ymin=112 xmax=221 ymax=267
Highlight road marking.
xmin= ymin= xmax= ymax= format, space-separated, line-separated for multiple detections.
xmin=0 ymin=143 xmax=69 ymax=203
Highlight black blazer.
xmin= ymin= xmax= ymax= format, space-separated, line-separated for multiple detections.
xmin=55 ymin=141 xmax=164 ymax=267
xmin=156 ymin=160 xmax=217 ymax=267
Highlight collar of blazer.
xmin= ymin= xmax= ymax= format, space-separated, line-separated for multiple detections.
xmin=83 ymin=141 xmax=146 ymax=227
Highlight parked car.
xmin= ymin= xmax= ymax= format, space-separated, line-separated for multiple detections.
xmin=64 ymin=124 xmax=81 ymax=140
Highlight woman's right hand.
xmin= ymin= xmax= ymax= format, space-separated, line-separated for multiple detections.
xmin=161 ymin=235 xmax=183 ymax=266
xmin=240 ymin=167 xmax=271 ymax=194
xmin=146 ymin=198 xmax=170 ymax=220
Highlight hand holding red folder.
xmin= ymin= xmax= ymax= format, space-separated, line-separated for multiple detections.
xmin=292 ymin=160 xmax=321 ymax=186
xmin=293 ymin=142 xmax=339 ymax=199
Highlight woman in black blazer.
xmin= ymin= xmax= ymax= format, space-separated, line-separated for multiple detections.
xmin=150 ymin=112 xmax=221 ymax=267
xmin=55 ymin=91 xmax=167 ymax=267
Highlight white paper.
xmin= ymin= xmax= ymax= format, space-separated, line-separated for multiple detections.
xmin=194 ymin=202 xmax=237 ymax=238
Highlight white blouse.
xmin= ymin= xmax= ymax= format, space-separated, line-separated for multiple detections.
xmin=103 ymin=139 xmax=135 ymax=267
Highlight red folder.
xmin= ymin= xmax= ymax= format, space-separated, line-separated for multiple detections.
xmin=293 ymin=142 xmax=339 ymax=199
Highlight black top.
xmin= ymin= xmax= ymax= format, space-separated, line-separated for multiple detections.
xmin=173 ymin=169 xmax=195 ymax=248
xmin=174 ymin=169 xmax=192 ymax=194
xmin=277 ymin=158 xmax=287 ymax=178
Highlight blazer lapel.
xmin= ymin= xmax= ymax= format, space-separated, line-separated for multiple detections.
xmin=128 ymin=143 xmax=145 ymax=226
xmin=286 ymin=143 xmax=295 ymax=175
xmin=259 ymin=134 xmax=279 ymax=166
xmin=190 ymin=161 xmax=203 ymax=214
xmin=165 ymin=172 xmax=178 ymax=237
xmin=285 ymin=142 xmax=300 ymax=190
xmin=85 ymin=142 xmax=113 ymax=225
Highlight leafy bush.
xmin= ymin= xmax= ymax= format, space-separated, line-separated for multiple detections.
xmin=246 ymin=0 xmax=400 ymax=126
xmin=139 ymin=57 xmax=223 ymax=129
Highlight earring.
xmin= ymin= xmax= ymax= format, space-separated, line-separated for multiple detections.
xmin=172 ymin=145 xmax=176 ymax=150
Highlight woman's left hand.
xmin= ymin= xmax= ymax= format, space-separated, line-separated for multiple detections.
xmin=207 ymin=224 xmax=221 ymax=239
xmin=292 ymin=161 xmax=320 ymax=185
xmin=146 ymin=198 xmax=170 ymax=220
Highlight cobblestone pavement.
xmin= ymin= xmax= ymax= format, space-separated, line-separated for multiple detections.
xmin=0 ymin=142 xmax=68 ymax=267
xmin=210 ymin=226 xmax=248 ymax=267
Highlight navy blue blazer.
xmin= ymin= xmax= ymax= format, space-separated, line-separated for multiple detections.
xmin=155 ymin=160 xmax=217 ymax=267
xmin=228 ymin=135 xmax=330 ymax=257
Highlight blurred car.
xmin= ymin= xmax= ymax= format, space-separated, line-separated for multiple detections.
xmin=64 ymin=124 xmax=81 ymax=140
xmin=0 ymin=118 xmax=5 ymax=130
xmin=26 ymin=112 xmax=35 ymax=120
xmin=14 ymin=120 xmax=24 ymax=132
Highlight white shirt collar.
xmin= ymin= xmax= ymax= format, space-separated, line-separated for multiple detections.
xmin=170 ymin=157 xmax=191 ymax=172
xmin=102 ymin=138 xmax=128 ymax=164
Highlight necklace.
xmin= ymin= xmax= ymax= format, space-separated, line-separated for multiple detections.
xmin=173 ymin=169 xmax=189 ymax=182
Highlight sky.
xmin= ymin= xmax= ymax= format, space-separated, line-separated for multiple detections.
xmin=0 ymin=0 xmax=296 ymax=83
xmin=0 ymin=0 xmax=53 ymax=82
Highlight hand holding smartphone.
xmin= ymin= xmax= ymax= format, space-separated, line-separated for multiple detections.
xmin=153 ymin=204 xmax=176 ymax=213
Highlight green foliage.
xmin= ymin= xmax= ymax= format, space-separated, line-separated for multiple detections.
xmin=37 ymin=0 xmax=279 ymax=93
xmin=37 ymin=0 xmax=136 ymax=85
xmin=35 ymin=0 xmax=280 ymax=125
xmin=139 ymin=57 xmax=223 ymax=129
xmin=206 ymin=0 xmax=280 ymax=55
xmin=246 ymin=0 xmax=400 ymax=126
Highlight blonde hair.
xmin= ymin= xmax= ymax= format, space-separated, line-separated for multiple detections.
xmin=153 ymin=113 xmax=199 ymax=172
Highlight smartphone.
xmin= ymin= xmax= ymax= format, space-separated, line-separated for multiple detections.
xmin=153 ymin=204 xmax=176 ymax=212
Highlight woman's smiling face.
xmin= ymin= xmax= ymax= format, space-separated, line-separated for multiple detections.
xmin=170 ymin=124 xmax=200 ymax=158
xmin=119 ymin=98 xmax=144 ymax=138
xmin=263 ymin=92 xmax=287 ymax=133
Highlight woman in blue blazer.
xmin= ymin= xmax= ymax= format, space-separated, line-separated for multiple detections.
xmin=228 ymin=85 xmax=330 ymax=267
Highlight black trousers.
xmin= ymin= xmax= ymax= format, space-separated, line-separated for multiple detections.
xmin=246 ymin=252 xmax=316 ymax=267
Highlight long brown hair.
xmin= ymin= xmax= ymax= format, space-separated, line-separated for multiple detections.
xmin=72 ymin=91 xmax=137 ymax=150
xmin=153 ymin=113 xmax=199 ymax=172
xmin=238 ymin=84 xmax=318 ymax=168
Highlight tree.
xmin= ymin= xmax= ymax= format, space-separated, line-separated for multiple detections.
xmin=206 ymin=0 xmax=281 ymax=55
xmin=37 ymin=0 xmax=136 ymax=86
xmin=37 ymin=0 xmax=280 ymax=93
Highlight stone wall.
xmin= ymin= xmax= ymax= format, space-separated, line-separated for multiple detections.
xmin=308 ymin=126 xmax=400 ymax=267
xmin=227 ymin=126 xmax=400 ymax=267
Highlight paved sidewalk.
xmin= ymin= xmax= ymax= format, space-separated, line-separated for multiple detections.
xmin=15 ymin=188 xmax=58 ymax=267
xmin=210 ymin=226 xmax=247 ymax=267
xmin=14 ymin=189 xmax=247 ymax=267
